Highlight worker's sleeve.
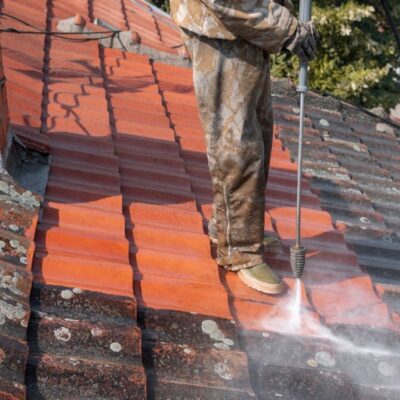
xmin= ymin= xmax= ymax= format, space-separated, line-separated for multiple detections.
xmin=201 ymin=0 xmax=298 ymax=53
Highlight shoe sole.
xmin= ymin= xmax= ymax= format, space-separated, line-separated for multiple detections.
xmin=237 ymin=269 xmax=283 ymax=295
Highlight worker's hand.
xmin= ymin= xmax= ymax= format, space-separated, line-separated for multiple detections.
xmin=284 ymin=21 xmax=319 ymax=62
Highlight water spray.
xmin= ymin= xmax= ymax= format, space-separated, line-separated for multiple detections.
xmin=290 ymin=0 xmax=312 ymax=280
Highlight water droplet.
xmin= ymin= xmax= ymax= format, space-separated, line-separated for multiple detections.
xmin=72 ymin=287 xmax=83 ymax=294
xmin=223 ymin=338 xmax=234 ymax=346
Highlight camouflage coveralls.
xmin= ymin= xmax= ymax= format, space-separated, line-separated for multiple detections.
xmin=170 ymin=1 xmax=298 ymax=270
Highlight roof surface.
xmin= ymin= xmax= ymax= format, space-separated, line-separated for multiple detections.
xmin=0 ymin=0 xmax=400 ymax=399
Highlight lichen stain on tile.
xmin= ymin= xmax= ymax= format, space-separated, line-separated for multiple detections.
xmin=0 ymin=299 xmax=26 ymax=325
xmin=214 ymin=362 xmax=233 ymax=381
xmin=91 ymin=327 xmax=104 ymax=337
xmin=201 ymin=319 xmax=234 ymax=349
xmin=315 ymin=351 xmax=336 ymax=368
xmin=0 ymin=178 xmax=40 ymax=209
xmin=0 ymin=270 xmax=24 ymax=296
xmin=110 ymin=342 xmax=122 ymax=352
xmin=54 ymin=327 xmax=72 ymax=342
xmin=61 ymin=289 xmax=74 ymax=300
xmin=378 ymin=361 xmax=396 ymax=377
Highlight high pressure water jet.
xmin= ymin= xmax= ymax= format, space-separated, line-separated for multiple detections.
xmin=290 ymin=0 xmax=312 ymax=280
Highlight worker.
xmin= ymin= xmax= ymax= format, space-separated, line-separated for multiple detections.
xmin=170 ymin=0 xmax=318 ymax=294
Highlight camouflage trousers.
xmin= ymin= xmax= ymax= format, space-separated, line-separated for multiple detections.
xmin=181 ymin=29 xmax=274 ymax=271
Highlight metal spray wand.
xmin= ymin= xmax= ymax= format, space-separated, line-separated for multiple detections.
xmin=290 ymin=0 xmax=312 ymax=279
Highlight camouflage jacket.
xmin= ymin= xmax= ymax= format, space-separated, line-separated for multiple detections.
xmin=170 ymin=0 xmax=298 ymax=53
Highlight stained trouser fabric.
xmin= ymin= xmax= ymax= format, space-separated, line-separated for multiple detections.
xmin=181 ymin=28 xmax=274 ymax=271
xmin=170 ymin=0 xmax=298 ymax=53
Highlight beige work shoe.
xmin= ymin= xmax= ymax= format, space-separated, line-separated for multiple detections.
xmin=238 ymin=263 xmax=283 ymax=294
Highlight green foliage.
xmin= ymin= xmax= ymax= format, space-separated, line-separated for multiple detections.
xmin=149 ymin=0 xmax=169 ymax=12
xmin=151 ymin=0 xmax=399 ymax=109
xmin=271 ymin=0 xmax=400 ymax=110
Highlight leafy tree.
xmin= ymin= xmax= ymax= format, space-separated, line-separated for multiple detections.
xmin=272 ymin=0 xmax=400 ymax=110
xmin=150 ymin=0 xmax=169 ymax=12
xmin=151 ymin=1 xmax=399 ymax=110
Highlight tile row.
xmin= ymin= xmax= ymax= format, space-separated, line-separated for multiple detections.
xmin=2 ymin=0 xmax=147 ymax=397
xmin=154 ymin=63 xmax=400 ymax=398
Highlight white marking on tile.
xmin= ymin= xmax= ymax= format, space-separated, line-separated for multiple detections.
xmin=54 ymin=327 xmax=72 ymax=342
xmin=214 ymin=362 xmax=233 ymax=380
xmin=61 ymin=290 xmax=74 ymax=300
xmin=110 ymin=342 xmax=122 ymax=353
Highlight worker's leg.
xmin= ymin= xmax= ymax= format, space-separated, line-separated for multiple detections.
xmin=209 ymin=55 xmax=273 ymax=237
xmin=181 ymin=29 xmax=269 ymax=271
xmin=257 ymin=53 xmax=274 ymax=186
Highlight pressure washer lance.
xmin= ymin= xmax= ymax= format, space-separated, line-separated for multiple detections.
xmin=290 ymin=0 xmax=312 ymax=280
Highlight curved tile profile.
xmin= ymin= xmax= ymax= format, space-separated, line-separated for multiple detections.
xmin=153 ymin=61 xmax=400 ymax=399
xmin=103 ymin=48 xmax=256 ymax=398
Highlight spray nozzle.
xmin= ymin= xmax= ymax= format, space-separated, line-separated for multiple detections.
xmin=290 ymin=244 xmax=306 ymax=279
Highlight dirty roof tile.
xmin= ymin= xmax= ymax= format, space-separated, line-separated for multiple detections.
xmin=0 ymin=167 xmax=41 ymax=400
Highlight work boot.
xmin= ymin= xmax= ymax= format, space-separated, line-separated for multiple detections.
xmin=208 ymin=218 xmax=280 ymax=251
xmin=238 ymin=263 xmax=283 ymax=294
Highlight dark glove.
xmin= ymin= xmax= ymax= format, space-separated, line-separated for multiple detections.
xmin=284 ymin=21 xmax=319 ymax=62
xmin=275 ymin=0 xmax=295 ymax=14
xmin=283 ymin=0 xmax=295 ymax=14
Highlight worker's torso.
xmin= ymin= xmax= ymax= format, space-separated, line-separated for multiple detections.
xmin=170 ymin=0 xmax=236 ymax=40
